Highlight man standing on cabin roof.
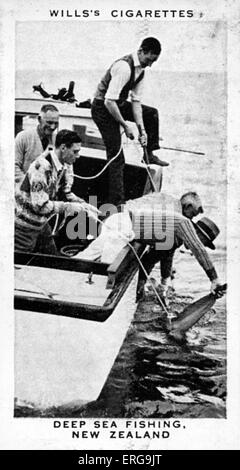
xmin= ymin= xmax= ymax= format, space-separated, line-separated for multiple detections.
xmin=15 ymin=103 xmax=59 ymax=184
xmin=91 ymin=37 xmax=169 ymax=207
xmin=15 ymin=130 xmax=98 ymax=255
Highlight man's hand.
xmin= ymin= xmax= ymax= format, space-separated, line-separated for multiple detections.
xmin=211 ymin=278 xmax=224 ymax=298
xmin=80 ymin=202 xmax=102 ymax=220
xmin=64 ymin=201 xmax=101 ymax=220
xmin=138 ymin=129 xmax=148 ymax=148
xmin=124 ymin=124 xmax=135 ymax=140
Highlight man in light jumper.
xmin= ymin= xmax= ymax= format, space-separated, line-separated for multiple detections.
xmin=15 ymin=103 xmax=60 ymax=183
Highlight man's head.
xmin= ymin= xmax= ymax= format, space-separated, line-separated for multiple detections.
xmin=55 ymin=129 xmax=81 ymax=165
xmin=38 ymin=104 xmax=59 ymax=138
xmin=138 ymin=37 xmax=161 ymax=68
xmin=193 ymin=217 xmax=220 ymax=250
xmin=180 ymin=191 xmax=204 ymax=219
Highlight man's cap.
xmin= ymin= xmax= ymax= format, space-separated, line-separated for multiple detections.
xmin=193 ymin=216 xmax=220 ymax=250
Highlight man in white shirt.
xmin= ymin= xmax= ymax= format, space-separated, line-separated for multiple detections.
xmin=91 ymin=37 xmax=168 ymax=207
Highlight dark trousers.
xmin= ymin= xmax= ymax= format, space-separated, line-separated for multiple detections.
xmin=15 ymin=222 xmax=58 ymax=255
xmin=91 ymin=99 xmax=160 ymax=206
xmin=136 ymin=246 xmax=175 ymax=293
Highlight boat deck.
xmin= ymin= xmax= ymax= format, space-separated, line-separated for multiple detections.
xmin=15 ymin=264 xmax=109 ymax=306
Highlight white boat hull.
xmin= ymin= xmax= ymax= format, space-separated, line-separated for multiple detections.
xmin=15 ymin=275 xmax=138 ymax=410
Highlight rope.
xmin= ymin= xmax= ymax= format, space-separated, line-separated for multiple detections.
xmin=74 ymin=143 xmax=123 ymax=181
xmin=91 ymin=212 xmax=172 ymax=323
xmin=74 ymin=132 xmax=124 ymax=181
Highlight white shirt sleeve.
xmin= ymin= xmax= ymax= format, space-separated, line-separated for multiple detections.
xmin=130 ymin=78 xmax=145 ymax=102
xmin=105 ymin=60 xmax=131 ymax=100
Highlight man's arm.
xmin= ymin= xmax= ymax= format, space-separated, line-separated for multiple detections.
xmin=131 ymin=101 xmax=144 ymax=130
xmin=177 ymin=218 xmax=221 ymax=292
xmin=104 ymin=60 xmax=135 ymax=139
xmin=104 ymin=100 xmax=134 ymax=139
xmin=130 ymin=74 xmax=147 ymax=146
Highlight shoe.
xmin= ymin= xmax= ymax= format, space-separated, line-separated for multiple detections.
xmin=136 ymin=280 xmax=146 ymax=302
xmin=148 ymin=154 xmax=169 ymax=167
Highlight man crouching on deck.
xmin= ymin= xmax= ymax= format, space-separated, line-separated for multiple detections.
xmin=15 ymin=129 xmax=98 ymax=254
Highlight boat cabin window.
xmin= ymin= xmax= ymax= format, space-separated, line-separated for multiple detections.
xmin=73 ymin=124 xmax=105 ymax=150
xmin=15 ymin=113 xmax=37 ymax=136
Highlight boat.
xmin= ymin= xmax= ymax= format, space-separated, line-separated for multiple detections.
xmin=14 ymin=97 xmax=163 ymax=412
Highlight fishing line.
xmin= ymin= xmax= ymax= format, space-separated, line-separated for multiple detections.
xmin=87 ymin=211 xmax=173 ymax=323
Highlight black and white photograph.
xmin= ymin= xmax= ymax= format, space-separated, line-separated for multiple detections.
xmin=0 ymin=0 xmax=240 ymax=452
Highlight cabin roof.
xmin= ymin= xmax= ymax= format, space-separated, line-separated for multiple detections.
xmin=15 ymin=97 xmax=92 ymax=119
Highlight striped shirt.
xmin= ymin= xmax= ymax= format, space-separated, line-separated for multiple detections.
xmin=15 ymin=150 xmax=80 ymax=232
xmin=126 ymin=193 xmax=217 ymax=281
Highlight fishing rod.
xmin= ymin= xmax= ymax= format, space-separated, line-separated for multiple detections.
xmin=160 ymin=146 xmax=205 ymax=156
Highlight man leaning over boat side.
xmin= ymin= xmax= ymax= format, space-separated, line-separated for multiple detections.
xmin=136 ymin=216 xmax=221 ymax=304
xmin=128 ymin=191 xmax=222 ymax=298
xmin=15 ymin=103 xmax=59 ymax=184
xmin=15 ymin=129 xmax=98 ymax=254
xmin=77 ymin=191 xmax=222 ymax=297
xmin=91 ymin=36 xmax=169 ymax=207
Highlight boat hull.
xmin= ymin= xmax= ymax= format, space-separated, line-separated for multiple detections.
xmin=15 ymin=274 xmax=138 ymax=411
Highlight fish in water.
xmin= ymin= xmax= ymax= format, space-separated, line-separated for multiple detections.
xmin=167 ymin=284 xmax=227 ymax=341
